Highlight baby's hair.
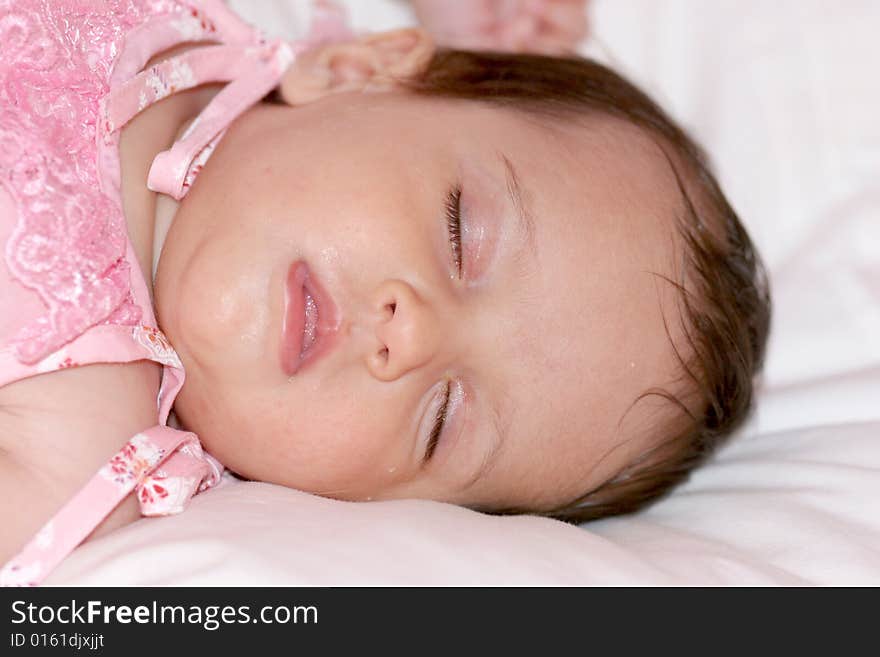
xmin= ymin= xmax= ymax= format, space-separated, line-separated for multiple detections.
xmin=401 ymin=50 xmax=771 ymax=522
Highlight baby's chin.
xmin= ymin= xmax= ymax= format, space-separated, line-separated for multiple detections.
xmin=169 ymin=396 xmax=301 ymax=489
xmin=167 ymin=386 xmax=242 ymax=468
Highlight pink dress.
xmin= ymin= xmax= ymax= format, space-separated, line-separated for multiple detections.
xmin=0 ymin=0 xmax=351 ymax=586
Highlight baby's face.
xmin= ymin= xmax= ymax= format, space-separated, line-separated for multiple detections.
xmin=154 ymin=90 xmax=684 ymax=511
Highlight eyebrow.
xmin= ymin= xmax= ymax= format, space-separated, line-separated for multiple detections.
xmin=459 ymin=153 xmax=538 ymax=491
xmin=459 ymin=394 xmax=509 ymax=492
xmin=499 ymin=152 xmax=539 ymax=266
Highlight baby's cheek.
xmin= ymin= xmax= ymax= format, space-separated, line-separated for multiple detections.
xmin=285 ymin=410 xmax=407 ymax=498
xmin=177 ymin=367 xmax=408 ymax=498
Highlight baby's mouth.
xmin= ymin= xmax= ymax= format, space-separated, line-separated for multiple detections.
xmin=281 ymin=262 xmax=310 ymax=375
xmin=281 ymin=261 xmax=340 ymax=376
xmin=302 ymin=288 xmax=318 ymax=355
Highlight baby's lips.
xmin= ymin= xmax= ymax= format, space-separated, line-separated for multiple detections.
xmin=281 ymin=260 xmax=343 ymax=377
xmin=281 ymin=261 xmax=309 ymax=376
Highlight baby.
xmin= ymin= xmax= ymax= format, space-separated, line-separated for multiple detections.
xmin=0 ymin=0 xmax=769 ymax=583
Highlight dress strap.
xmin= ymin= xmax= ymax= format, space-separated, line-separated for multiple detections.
xmin=147 ymin=39 xmax=294 ymax=199
xmin=103 ymin=44 xmax=270 ymax=134
xmin=0 ymin=425 xmax=221 ymax=587
xmin=144 ymin=0 xmax=354 ymax=201
xmin=101 ymin=1 xmax=353 ymax=202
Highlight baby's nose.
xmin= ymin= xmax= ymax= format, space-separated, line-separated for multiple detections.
xmin=364 ymin=279 xmax=444 ymax=382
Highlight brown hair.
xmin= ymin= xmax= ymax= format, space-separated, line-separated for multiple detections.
xmin=402 ymin=50 xmax=771 ymax=522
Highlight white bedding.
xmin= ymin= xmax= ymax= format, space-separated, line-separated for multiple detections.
xmin=49 ymin=0 xmax=880 ymax=585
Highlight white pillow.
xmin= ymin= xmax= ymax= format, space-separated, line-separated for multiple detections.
xmin=47 ymin=410 xmax=880 ymax=586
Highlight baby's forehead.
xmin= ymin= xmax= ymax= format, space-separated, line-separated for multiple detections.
xmin=399 ymin=92 xmax=684 ymax=215
xmin=540 ymin=112 xmax=682 ymax=211
xmin=513 ymin=112 xmax=685 ymax=267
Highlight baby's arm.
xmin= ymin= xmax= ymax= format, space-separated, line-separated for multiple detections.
xmin=408 ymin=0 xmax=589 ymax=54
xmin=0 ymin=361 xmax=159 ymax=565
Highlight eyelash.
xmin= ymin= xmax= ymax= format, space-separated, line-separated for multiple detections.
xmin=444 ymin=185 xmax=463 ymax=277
xmin=425 ymin=380 xmax=452 ymax=462
xmin=425 ymin=187 xmax=462 ymax=462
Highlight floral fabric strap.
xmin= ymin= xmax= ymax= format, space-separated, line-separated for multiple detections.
xmin=144 ymin=1 xmax=353 ymax=201
xmin=0 ymin=425 xmax=222 ymax=587
xmin=145 ymin=39 xmax=295 ymax=200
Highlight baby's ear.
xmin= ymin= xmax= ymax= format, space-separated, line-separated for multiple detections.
xmin=279 ymin=28 xmax=435 ymax=106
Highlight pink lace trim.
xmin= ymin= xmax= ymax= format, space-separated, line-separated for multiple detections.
xmin=0 ymin=0 xmax=188 ymax=365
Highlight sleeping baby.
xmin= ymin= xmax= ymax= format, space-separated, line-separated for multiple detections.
xmin=0 ymin=0 xmax=770 ymax=584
